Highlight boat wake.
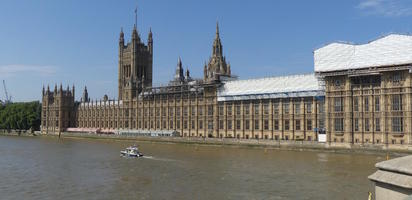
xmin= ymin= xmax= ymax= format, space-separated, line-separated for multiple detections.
xmin=142 ymin=155 xmax=176 ymax=162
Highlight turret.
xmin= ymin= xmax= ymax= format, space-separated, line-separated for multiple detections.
xmin=204 ymin=62 xmax=208 ymax=80
xmin=59 ymin=83 xmax=63 ymax=94
xmin=148 ymin=28 xmax=153 ymax=54
xmin=42 ymin=85 xmax=45 ymax=96
xmin=186 ymin=68 xmax=190 ymax=78
xmin=47 ymin=85 xmax=50 ymax=93
xmin=82 ymin=86 xmax=89 ymax=103
xmin=72 ymin=84 xmax=75 ymax=99
xmin=132 ymin=25 xmax=139 ymax=42
xmin=54 ymin=84 xmax=57 ymax=93
xmin=119 ymin=27 xmax=124 ymax=46
xmin=175 ymin=57 xmax=184 ymax=82
xmin=185 ymin=68 xmax=192 ymax=82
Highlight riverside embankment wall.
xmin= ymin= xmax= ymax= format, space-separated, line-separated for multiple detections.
xmin=44 ymin=132 xmax=412 ymax=154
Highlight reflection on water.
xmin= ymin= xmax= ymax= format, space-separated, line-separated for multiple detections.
xmin=0 ymin=136 xmax=382 ymax=200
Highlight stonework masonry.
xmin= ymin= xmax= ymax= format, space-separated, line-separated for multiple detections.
xmin=41 ymin=16 xmax=412 ymax=150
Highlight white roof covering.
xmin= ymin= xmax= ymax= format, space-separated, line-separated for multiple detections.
xmin=314 ymin=34 xmax=412 ymax=72
xmin=217 ymin=74 xmax=323 ymax=101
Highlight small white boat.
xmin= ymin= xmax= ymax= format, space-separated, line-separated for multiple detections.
xmin=120 ymin=145 xmax=143 ymax=157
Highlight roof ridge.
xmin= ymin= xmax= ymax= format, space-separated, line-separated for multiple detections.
xmin=314 ymin=33 xmax=412 ymax=52
xmin=226 ymin=73 xmax=314 ymax=83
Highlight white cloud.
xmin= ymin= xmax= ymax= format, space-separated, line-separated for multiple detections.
xmin=0 ymin=64 xmax=57 ymax=77
xmin=357 ymin=0 xmax=412 ymax=17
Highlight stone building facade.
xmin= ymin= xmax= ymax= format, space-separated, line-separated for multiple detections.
xmin=41 ymin=84 xmax=75 ymax=133
xmin=41 ymin=18 xmax=412 ymax=148
xmin=314 ymin=34 xmax=412 ymax=148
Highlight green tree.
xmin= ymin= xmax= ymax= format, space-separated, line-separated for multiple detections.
xmin=0 ymin=101 xmax=41 ymax=131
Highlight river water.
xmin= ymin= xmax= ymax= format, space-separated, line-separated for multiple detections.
xmin=0 ymin=136 xmax=383 ymax=200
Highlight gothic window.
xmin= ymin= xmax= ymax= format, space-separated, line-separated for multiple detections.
xmin=162 ymin=107 xmax=166 ymax=117
xmin=199 ymin=120 xmax=203 ymax=129
xmin=353 ymin=97 xmax=359 ymax=112
xmin=236 ymin=105 xmax=241 ymax=115
xmin=207 ymin=120 xmax=213 ymax=130
xmin=273 ymin=103 xmax=279 ymax=115
xmin=306 ymin=102 xmax=312 ymax=114
xmin=207 ymin=105 xmax=213 ymax=116
xmin=294 ymin=103 xmax=300 ymax=115
xmin=392 ymin=95 xmax=402 ymax=111
xmin=227 ymin=105 xmax=232 ymax=116
xmin=245 ymin=120 xmax=250 ymax=130
xmin=274 ymin=120 xmax=279 ymax=130
xmin=191 ymin=106 xmax=196 ymax=116
xmin=375 ymin=118 xmax=380 ymax=132
xmin=236 ymin=120 xmax=241 ymax=130
xmin=264 ymin=120 xmax=269 ymax=130
xmin=392 ymin=117 xmax=403 ymax=132
xmin=375 ymin=96 xmax=380 ymax=112
xmin=219 ymin=120 xmax=224 ymax=129
xmin=198 ymin=107 xmax=203 ymax=116
xmin=334 ymin=97 xmax=343 ymax=112
xmin=354 ymin=118 xmax=359 ymax=131
xmin=364 ymin=118 xmax=370 ymax=132
xmin=307 ymin=120 xmax=312 ymax=131
xmin=364 ymin=96 xmax=369 ymax=112
xmin=392 ymin=72 xmax=401 ymax=83
xmin=244 ymin=104 xmax=250 ymax=115
xmin=284 ymin=103 xmax=290 ymax=114
xmin=263 ymin=103 xmax=269 ymax=115
xmin=183 ymin=107 xmax=188 ymax=116
xmin=254 ymin=119 xmax=259 ymax=130
xmin=169 ymin=108 xmax=174 ymax=116
xmin=228 ymin=120 xmax=232 ymax=130
xmin=254 ymin=103 xmax=259 ymax=115
xmin=334 ymin=118 xmax=344 ymax=132
xmin=284 ymin=120 xmax=290 ymax=130
xmin=295 ymin=120 xmax=300 ymax=130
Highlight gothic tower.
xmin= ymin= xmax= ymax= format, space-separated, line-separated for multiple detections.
xmin=204 ymin=22 xmax=231 ymax=81
xmin=118 ymin=19 xmax=153 ymax=100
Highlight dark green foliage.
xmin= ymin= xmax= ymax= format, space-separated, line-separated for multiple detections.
xmin=0 ymin=101 xmax=41 ymax=131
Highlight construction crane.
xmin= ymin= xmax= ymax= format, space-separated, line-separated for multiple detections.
xmin=2 ymin=80 xmax=11 ymax=104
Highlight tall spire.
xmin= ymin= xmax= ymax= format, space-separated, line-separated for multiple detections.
xmin=119 ymin=27 xmax=124 ymax=44
xmin=175 ymin=57 xmax=184 ymax=82
xmin=213 ymin=21 xmax=223 ymax=57
xmin=134 ymin=6 xmax=138 ymax=28
xmin=148 ymin=27 xmax=153 ymax=54
xmin=216 ymin=21 xmax=219 ymax=38
xmin=132 ymin=6 xmax=139 ymax=41
xmin=205 ymin=22 xmax=231 ymax=81
xmin=82 ymin=86 xmax=89 ymax=102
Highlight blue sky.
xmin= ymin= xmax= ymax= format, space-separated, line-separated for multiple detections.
xmin=1 ymin=0 xmax=412 ymax=102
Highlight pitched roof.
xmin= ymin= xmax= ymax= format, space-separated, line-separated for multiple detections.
xmin=217 ymin=74 xmax=323 ymax=101
xmin=314 ymin=34 xmax=412 ymax=72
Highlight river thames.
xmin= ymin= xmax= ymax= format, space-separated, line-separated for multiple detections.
xmin=0 ymin=136 xmax=384 ymax=199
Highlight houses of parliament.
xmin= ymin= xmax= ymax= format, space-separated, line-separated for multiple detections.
xmin=41 ymin=15 xmax=412 ymax=149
